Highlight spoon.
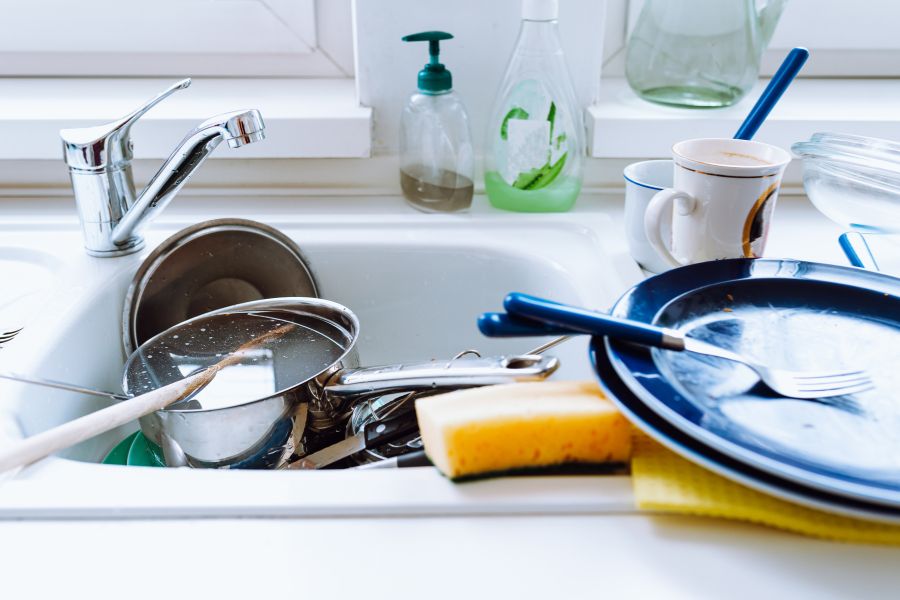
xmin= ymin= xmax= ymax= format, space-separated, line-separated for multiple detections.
xmin=734 ymin=47 xmax=809 ymax=140
xmin=160 ymin=432 xmax=189 ymax=468
xmin=0 ymin=372 xmax=127 ymax=401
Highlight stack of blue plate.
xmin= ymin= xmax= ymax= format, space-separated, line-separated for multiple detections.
xmin=589 ymin=258 xmax=900 ymax=523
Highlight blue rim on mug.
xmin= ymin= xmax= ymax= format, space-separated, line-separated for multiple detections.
xmin=623 ymin=159 xmax=671 ymax=191
xmin=623 ymin=174 xmax=664 ymax=191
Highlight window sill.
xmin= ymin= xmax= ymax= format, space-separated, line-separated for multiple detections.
xmin=0 ymin=78 xmax=372 ymax=160
xmin=587 ymin=78 xmax=900 ymax=158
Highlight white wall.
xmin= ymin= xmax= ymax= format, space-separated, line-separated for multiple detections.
xmin=354 ymin=0 xmax=606 ymax=155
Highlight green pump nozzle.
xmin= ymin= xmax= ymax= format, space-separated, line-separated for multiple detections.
xmin=402 ymin=31 xmax=454 ymax=94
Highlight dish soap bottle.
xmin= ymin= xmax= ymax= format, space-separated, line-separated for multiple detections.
xmin=400 ymin=31 xmax=474 ymax=213
xmin=484 ymin=0 xmax=584 ymax=212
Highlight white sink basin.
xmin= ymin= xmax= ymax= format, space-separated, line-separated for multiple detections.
xmin=0 ymin=205 xmax=642 ymax=518
xmin=0 ymin=246 xmax=61 ymax=334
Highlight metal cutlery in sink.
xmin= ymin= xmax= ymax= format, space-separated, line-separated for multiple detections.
xmin=2 ymin=297 xmax=559 ymax=470
xmin=291 ymin=337 xmax=573 ymax=470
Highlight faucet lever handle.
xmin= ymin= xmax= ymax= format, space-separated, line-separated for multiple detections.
xmin=61 ymin=78 xmax=192 ymax=171
xmin=104 ymin=78 xmax=192 ymax=141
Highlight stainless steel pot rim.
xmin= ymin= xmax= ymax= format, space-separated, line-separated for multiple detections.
xmin=122 ymin=218 xmax=319 ymax=355
xmin=123 ymin=296 xmax=360 ymax=414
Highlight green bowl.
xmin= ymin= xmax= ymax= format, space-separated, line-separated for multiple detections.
xmin=102 ymin=431 xmax=164 ymax=467
xmin=102 ymin=431 xmax=139 ymax=465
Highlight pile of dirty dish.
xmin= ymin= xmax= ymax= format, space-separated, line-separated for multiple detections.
xmin=478 ymin=258 xmax=900 ymax=524
xmin=102 ymin=219 xmax=558 ymax=470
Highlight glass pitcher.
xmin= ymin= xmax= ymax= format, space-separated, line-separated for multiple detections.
xmin=625 ymin=0 xmax=788 ymax=108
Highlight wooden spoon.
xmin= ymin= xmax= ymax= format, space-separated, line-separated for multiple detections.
xmin=0 ymin=367 xmax=216 ymax=473
xmin=0 ymin=321 xmax=298 ymax=473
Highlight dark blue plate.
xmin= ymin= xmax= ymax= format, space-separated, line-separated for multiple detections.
xmin=604 ymin=259 xmax=900 ymax=508
xmin=591 ymin=337 xmax=900 ymax=523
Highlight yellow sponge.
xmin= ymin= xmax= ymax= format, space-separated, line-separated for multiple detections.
xmin=415 ymin=380 xmax=632 ymax=480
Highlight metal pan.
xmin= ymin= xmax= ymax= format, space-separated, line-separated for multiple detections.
xmin=122 ymin=297 xmax=558 ymax=469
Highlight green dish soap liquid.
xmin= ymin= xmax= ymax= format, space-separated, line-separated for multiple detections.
xmin=484 ymin=0 xmax=584 ymax=213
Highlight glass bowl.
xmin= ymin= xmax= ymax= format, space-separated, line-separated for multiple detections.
xmin=792 ymin=137 xmax=900 ymax=233
xmin=810 ymin=132 xmax=900 ymax=161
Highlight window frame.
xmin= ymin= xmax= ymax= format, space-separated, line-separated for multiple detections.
xmin=0 ymin=0 xmax=353 ymax=77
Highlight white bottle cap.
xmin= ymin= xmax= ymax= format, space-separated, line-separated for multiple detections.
xmin=522 ymin=0 xmax=558 ymax=21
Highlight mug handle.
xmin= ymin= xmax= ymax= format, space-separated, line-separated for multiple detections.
xmin=644 ymin=189 xmax=696 ymax=269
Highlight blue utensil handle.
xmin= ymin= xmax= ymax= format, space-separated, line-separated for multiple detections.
xmin=734 ymin=47 xmax=809 ymax=141
xmin=478 ymin=312 xmax=577 ymax=338
xmin=839 ymin=232 xmax=880 ymax=272
xmin=503 ymin=293 xmax=677 ymax=349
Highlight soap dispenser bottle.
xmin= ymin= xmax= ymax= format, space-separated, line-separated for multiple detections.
xmin=484 ymin=0 xmax=585 ymax=212
xmin=400 ymin=31 xmax=474 ymax=213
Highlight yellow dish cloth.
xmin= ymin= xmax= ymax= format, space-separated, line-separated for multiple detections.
xmin=630 ymin=433 xmax=900 ymax=545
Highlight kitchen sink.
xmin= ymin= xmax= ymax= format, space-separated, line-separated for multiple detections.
xmin=0 ymin=246 xmax=61 ymax=335
xmin=0 ymin=202 xmax=642 ymax=518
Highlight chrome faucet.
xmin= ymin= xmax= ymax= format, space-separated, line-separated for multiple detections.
xmin=60 ymin=78 xmax=265 ymax=257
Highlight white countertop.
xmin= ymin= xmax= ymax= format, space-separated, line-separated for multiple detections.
xmin=1 ymin=192 xmax=897 ymax=599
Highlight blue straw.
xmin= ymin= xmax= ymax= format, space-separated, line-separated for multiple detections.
xmin=734 ymin=47 xmax=809 ymax=141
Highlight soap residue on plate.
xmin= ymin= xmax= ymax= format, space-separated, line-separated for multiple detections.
xmin=652 ymin=292 xmax=900 ymax=480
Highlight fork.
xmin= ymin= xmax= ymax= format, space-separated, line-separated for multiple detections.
xmin=0 ymin=327 xmax=22 ymax=347
xmin=481 ymin=293 xmax=874 ymax=400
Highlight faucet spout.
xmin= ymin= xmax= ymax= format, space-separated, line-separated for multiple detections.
xmin=111 ymin=110 xmax=265 ymax=247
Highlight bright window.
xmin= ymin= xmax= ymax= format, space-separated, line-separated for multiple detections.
xmin=0 ymin=0 xmax=353 ymax=76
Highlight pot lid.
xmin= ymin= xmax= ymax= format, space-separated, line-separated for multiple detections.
xmin=122 ymin=218 xmax=319 ymax=355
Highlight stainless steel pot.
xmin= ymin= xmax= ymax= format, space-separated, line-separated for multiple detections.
xmin=122 ymin=297 xmax=558 ymax=469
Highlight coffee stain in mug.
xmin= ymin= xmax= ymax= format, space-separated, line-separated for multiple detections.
xmin=719 ymin=151 xmax=770 ymax=166
xmin=742 ymin=183 xmax=779 ymax=257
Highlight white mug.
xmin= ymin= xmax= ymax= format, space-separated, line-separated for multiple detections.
xmin=644 ymin=138 xmax=792 ymax=268
xmin=623 ymin=160 xmax=673 ymax=274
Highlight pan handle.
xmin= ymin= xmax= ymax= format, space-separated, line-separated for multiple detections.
xmin=323 ymin=354 xmax=559 ymax=402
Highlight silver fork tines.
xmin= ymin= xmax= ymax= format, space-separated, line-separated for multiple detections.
xmin=0 ymin=328 xmax=23 ymax=346
xmin=763 ymin=368 xmax=875 ymax=399
xmin=684 ymin=338 xmax=874 ymax=400
xmin=790 ymin=369 xmax=867 ymax=381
